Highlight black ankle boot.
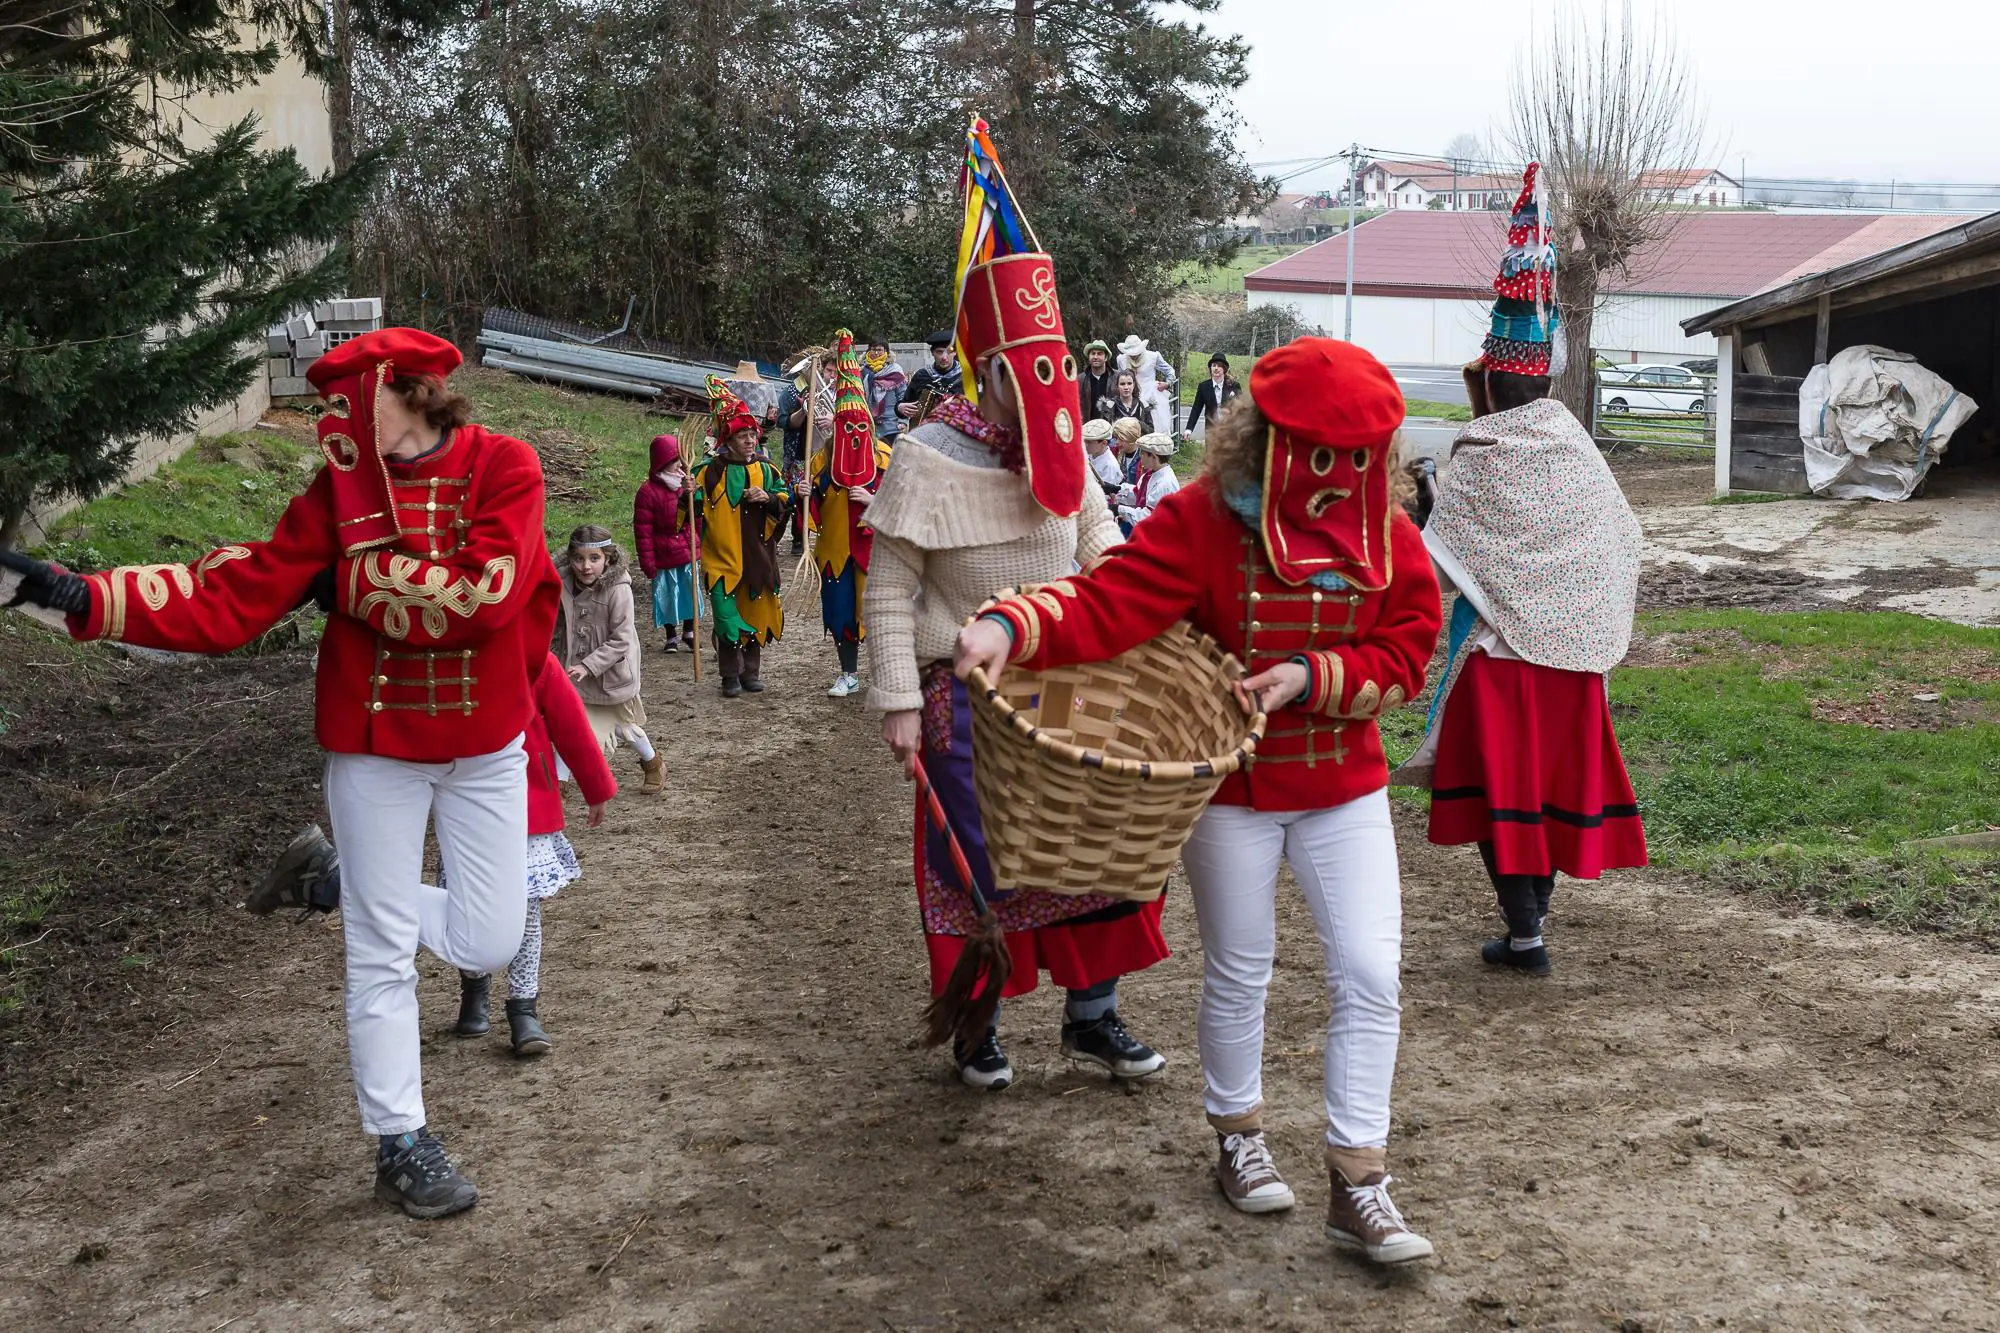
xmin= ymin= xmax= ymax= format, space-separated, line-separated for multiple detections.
xmin=454 ymin=974 xmax=491 ymax=1037
xmin=506 ymin=998 xmax=550 ymax=1056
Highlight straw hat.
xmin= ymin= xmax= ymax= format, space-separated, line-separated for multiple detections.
xmin=1137 ymin=432 xmax=1176 ymax=458
xmin=1081 ymin=417 xmax=1113 ymax=442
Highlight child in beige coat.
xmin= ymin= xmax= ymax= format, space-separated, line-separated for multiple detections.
xmin=557 ymin=524 xmax=664 ymax=795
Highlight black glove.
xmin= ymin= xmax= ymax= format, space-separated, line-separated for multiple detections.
xmin=0 ymin=548 xmax=93 ymax=617
xmin=295 ymin=566 xmax=337 ymax=615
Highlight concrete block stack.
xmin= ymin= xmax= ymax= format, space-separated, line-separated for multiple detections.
xmin=266 ymin=297 xmax=385 ymax=398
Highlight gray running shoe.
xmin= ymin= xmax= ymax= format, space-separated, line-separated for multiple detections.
xmin=247 ymin=825 xmax=340 ymax=917
xmin=374 ymin=1129 xmax=478 ymax=1219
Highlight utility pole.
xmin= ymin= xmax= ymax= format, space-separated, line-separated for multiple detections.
xmin=1344 ymin=143 xmax=1358 ymax=342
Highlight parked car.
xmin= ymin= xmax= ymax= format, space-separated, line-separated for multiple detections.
xmin=1598 ymin=363 xmax=1709 ymax=416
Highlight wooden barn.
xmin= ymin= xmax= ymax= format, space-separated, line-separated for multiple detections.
xmin=1684 ymin=212 xmax=2000 ymax=496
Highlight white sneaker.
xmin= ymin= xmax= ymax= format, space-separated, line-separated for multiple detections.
xmin=827 ymin=673 xmax=860 ymax=698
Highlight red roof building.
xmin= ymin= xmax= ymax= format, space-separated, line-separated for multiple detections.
xmin=1243 ymin=211 xmax=1971 ymax=363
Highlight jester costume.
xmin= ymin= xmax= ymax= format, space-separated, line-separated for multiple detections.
xmin=685 ymin=375 xmax=789 ymax=695
xmin=1399 ymin=162 xmax=1647 ymax=975
xmin=979 ymin=337 xmax=1444 ymax=1264
xmin=8 ymin=327 xmax=563 ymax=1219
xmin=810 ymin=330 xmax=894 ymax=693
xmin=863 ymin=116 xmax=1167 ymax=1091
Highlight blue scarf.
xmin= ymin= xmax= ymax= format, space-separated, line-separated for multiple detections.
xmin=1223 ymin=485 xmax=1350 ymax=592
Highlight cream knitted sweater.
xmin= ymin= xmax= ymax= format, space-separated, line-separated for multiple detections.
xmin=863 ymin=421 xmax=1120 ymax=712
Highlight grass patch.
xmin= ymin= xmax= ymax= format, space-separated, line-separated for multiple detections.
xmin=2 ymin=869 xmax=64 ymax=933
xmin=1613 ymin=609 xmax=2000 ymax=936
xmin=1173 ymin=243 xmax=1311 ymax=294
xmin=1405 ymin=399 xmax=1471 ymax=422
xmin=1706 ymin=491 xmax=1795 ymax=505
xmin=41 ymin=426 xmax=319 ymax=571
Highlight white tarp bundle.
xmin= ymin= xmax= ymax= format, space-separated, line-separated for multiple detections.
xmin=1799 ymin=344 xmax=1976 ymax=501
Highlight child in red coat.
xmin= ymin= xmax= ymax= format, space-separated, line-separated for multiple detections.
xmin=633 ymin=434 xmax=697 ymax=651
xmin=449 ymin=651 xmax=617 ymax=1054
xmin=257 ymin=653 xmax=616 ymax=1056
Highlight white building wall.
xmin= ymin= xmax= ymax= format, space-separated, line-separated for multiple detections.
xmin=1251 ymin=289 xmax=1721 ymax=363
xmin=1589 ymin=294 xmax=1722 ymax=360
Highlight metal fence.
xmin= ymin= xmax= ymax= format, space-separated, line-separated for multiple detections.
xmin=1588 ymin=358 xmax=1716 ymax=452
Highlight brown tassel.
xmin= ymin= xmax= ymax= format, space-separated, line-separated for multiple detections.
xmin=920 ymin=909 xmax=1011 ymax=1050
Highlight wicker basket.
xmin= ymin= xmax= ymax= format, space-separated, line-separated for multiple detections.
xmin=965 ymin=594 xmax=1266 ymax=901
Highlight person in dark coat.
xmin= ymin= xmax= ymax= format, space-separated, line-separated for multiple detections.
xmin=1077 ymin=338 xmax=1117 ymax=425
xmin=898 ymin=330 xmax=964 ymax=426
xmin=1185 ymin=352 xmax=1243 ymax=436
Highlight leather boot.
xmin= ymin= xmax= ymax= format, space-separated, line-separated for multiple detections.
xmin=506 ymin=998 xmax=551 ymax=1056
xmin=741 ymin=639 xmax=765 ymax=693
xmin=717 ymin=636 xmax=744 ymax=697
xmin=639 ymin=753 xmax=666 ymax=796
xmin=454 ymin=973 xmax=491 ymax=1037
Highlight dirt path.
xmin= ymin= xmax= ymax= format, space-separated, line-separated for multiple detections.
xmin=5 ymin=628 xmax=2000 ymax=1332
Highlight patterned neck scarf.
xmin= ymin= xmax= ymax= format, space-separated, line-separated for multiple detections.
xmin=930 ymin=395 xmax=1026 ymax=475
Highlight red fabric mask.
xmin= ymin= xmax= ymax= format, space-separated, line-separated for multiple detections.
xmin=1249 ymin=338 xmax=1405 ymax=591
xmin=306 ymin=327 xmax=463 ymax=555
xmin=957 ymin=253 xmax=1085 ymax=518
xmin=828 ymin=329 xmax=879 ymax=488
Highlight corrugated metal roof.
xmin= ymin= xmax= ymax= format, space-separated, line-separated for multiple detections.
xmin=1244 ymin=211 xmax=1935 ymax=301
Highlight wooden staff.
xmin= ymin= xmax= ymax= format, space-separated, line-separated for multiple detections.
xmin=788 ymin=356 xmax=825 ymax=607
xmin=677 ymin=413 xmax=711 ymax=685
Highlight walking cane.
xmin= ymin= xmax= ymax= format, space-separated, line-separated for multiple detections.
xmin=914 ymin=761 xmax=1011 ymax=1050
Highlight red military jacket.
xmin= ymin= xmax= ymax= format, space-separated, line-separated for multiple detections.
xmin=69 ymin=424 xmax=562 ymax=764
xmin=985 ymin=476 xmax=1442 ymax=812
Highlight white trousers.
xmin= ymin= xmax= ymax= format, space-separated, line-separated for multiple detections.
xmin=325 ymin=737 xmax=529 ymax=1136
xmin=1179 ymin=790 xmax=1403 ymax=1149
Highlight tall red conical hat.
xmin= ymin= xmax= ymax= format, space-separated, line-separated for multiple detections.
xmin=953 ymin=116 xmax=1085 ymax=518
xmin=828 ymin=330 xmax=879 ymax=487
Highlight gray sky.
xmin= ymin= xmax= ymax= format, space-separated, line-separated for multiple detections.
xmin=1214 ymin=0 xmax=2000 ymax=192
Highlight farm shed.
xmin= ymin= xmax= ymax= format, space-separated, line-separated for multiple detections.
xmin=1684 ymin=211 xmax=2000 ymax=496
xmin=1245 ymin=210 xmax=1969 ymax=366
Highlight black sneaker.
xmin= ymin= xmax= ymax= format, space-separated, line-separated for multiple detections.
xmin=1480 ymin=936 xmax=1551 ymax=976
xmin=1061 ymin=1012 xmax=1166 ymax=1079
xmin=247 ymin=825 xmax=340 ymax=916
xmin=721 ymin=676 xmax=743 ymax=699
xmin=374 ymin=1129 xmax=478 ymax=1219
xmin=953 ymin=1030 xmax=1014 ymax=1091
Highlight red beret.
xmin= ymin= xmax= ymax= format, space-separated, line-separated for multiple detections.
xmin=306 ymin=326 xmax=462 ymax=392
xmin=1248 ymin=337 xmax=1404 ymax=447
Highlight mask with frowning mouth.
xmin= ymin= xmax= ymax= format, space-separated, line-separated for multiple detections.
xmin=1250 ymin=338 xmax=1405 ymax=591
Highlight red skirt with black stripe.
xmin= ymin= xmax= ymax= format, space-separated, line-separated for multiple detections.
xmin=1427 ymin=652 xmax=1648 ymax=879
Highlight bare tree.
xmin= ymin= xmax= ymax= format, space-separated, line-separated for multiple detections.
xmin=1507 ymin=1 xmax=1706 ymax=418
xmin=1442 ymin=132 xmax=1484 ymax=165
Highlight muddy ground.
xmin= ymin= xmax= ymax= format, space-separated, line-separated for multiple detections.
xmin=5 ymin=449 xmax=1999 ymax=1331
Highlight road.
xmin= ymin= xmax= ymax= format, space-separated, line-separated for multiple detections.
xmin=1386 ymin=363 xmax=1469 ymax=406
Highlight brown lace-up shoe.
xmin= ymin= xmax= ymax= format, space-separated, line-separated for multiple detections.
xmin=1325 ymin=1168 xmax=1434 ymax=1265
xmin=1215 ymin=1131 xmax=1296 ymax=1214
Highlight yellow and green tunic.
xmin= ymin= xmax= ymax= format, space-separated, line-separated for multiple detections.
xmin=810 ymin=437 xmax=895 ymax=644
xmin=684 ymin=452 xmax=789 ymax=645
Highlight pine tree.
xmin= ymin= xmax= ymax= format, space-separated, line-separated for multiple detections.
xmin=0 ymin=2 xmax=460 ymax=548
